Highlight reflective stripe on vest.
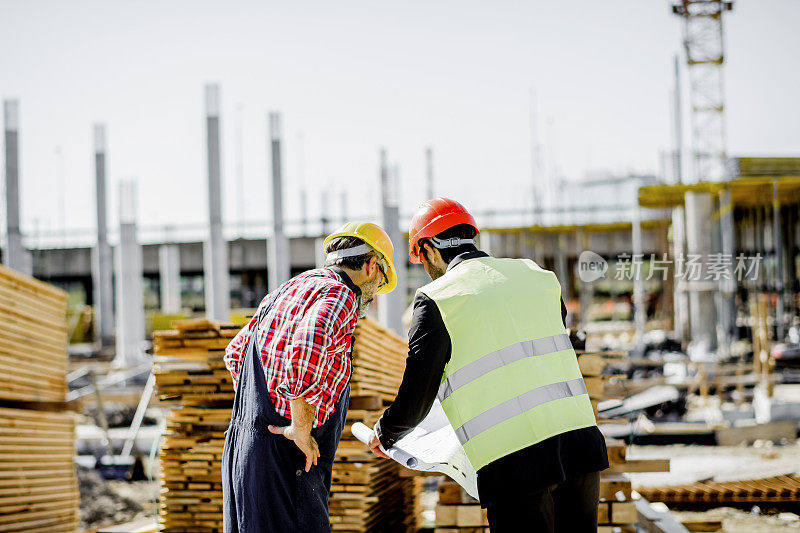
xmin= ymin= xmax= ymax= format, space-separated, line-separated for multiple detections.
xmin=451 ymin=377 xmax=587 ymax=445
xmin=437 ymin=333 xmax=572 ymax=401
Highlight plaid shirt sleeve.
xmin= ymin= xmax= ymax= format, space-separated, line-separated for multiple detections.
xmin=275 ymin=286 xmax=356 ymax=410
xmin=224 ymin=296 xmax=267 ymax=388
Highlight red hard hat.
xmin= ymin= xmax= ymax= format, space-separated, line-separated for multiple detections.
xmin=408 ymin=198 xmax=479 ymax=264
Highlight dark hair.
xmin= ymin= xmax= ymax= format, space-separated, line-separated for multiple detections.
xmin=419 ymin=224 xmax=478 ymax=264
xmin=324 ymin=236 xmax=376 ymax=270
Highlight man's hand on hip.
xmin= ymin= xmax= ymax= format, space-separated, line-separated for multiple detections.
xmin=268 ymin=396 xmax=320 ymax=472
xmin=268 ymin=424 xmax=320 ymax=472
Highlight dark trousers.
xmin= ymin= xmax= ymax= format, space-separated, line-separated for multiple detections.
xmin=486 ymin=470 xmax=600 ymax=533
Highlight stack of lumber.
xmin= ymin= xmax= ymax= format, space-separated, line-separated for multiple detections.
xmin=153 ymin=318 xmax=239 ymax=406
xmin=579 ymin=351 xmax=671 ymax=533
xmin=349 ymin=318 xmax=408 ymax=401
xmin=154 ymin=319 xmax=238 ymax=532
xmin=638 ymin=474 xmax=800 ymax=504
xmin=330 ymin=317 xmax=420 ymax=532
xmin=0 ymin=264 xmax=69 ymax=402
xmin=434 ymin=481 xmax=488 ymax=533
xmin=0 ymin=265 xmax=79 ymax=532
xmin=155 ymin=316 xmax=422 ymax=532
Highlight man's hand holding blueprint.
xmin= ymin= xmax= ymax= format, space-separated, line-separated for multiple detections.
xmin=353 ymin=399 xmax=479 ymax=499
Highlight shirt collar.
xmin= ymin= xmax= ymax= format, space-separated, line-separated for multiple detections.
xmin=329 ymin=266 xmax=362 ymax=302
xmin=446 ymin=250 xmax=490 ymax=273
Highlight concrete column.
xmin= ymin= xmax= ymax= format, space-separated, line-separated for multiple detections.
xmin=203 ymin=84 xmax=230 ymax=321
xmin=159 ymin=229 xmax=181 ymax=314
xmin=719 ymin=188 xmax=736 ymax=350
xmin=672 ymin=206 xmax=689 ymax=345
xmin=92 ymin=124 xmax=115 ymax=347
xmin=3 ymin=100 xmax=29 ymax=274
xmin=632 ymin=195 xmax=646 ymax=344
xmin=685 ymin=191 xmax=717 ymax=351
xmin=577 ymin=228 xmax=592 ymax=329
xmin=114 ymin=181 xmax=145 ymax=367
xmin=555 ymin=234 xmax=570 ymax=300
xmin=267 ymin=112 xmax=290 ymax=291
xmin=340 ymin=190 xmax=348 ymax=225
xmin=773 ymin=179 xmax=785 ymax=340
xmin=378 ymin=151 xmax=406 ymax=335
xmin=425 ymin=146 xmax=434 ymax=200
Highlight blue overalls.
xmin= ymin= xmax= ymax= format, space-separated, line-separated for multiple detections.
xmin=222 ymin=304 xmax=350 ymax=532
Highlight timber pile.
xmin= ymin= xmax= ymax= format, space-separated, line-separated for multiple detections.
xmin=155 ymin=316 xmax=421 ymax=532
xmin=0 ymin=264 xmax=69 ymax=402
xmin=0 ymin=265 xmax=79 ymax=532
xmin=330 ymin=317 xmax=419 ymax=532
xmin=638 ymin=474 xmax=800 ymax=504
xmin=154 ymin=319 xmax=238 ymax=532
xmin=434 ymin=481 xmax=488 ymax=533
xmin=579 ymin=351 xmax=671 ymax=533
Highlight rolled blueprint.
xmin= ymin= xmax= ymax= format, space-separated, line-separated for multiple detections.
xmin=349 ymin=400 xmax=479 ymax=499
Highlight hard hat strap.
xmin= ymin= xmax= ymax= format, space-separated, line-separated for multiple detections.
xmin=429 ymin=237 xmax=477 ymax=250
xmin=326 ymin=243 xmax=374 ymax=260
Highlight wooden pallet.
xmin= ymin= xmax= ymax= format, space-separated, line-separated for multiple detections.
xmin=638 ymin=474 xmax=800 ymax=504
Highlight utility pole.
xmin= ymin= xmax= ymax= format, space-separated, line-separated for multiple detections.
xmin=267 ymin=112 xmax=290 ymax=291
xmin=92 ymin=124 xmax=114 ymax=348
xmin=203 ymin=84 xmax=230 ymax=321
xmin=3 ymin=100 xmax=29 ymax=274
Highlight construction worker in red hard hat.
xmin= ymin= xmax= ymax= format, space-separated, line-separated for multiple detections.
xmin=222 ymin=222 xmax=396 ymax=532
xmin=365 ymin=198 xmax=609 ymax=533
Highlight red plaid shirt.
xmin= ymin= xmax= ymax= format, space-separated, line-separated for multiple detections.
xmin=224 ymin=267 xmax=359 ymax=427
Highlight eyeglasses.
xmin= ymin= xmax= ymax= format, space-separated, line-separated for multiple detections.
xmin=377 ymin=258 xmax=388 ymax=289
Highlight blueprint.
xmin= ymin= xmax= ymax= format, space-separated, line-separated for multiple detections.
xmin=351 ymin=399 xmax=479 ymax=499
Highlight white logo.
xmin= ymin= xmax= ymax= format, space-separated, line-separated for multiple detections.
xmin=578 ymin=251 xmax=607 ymax=283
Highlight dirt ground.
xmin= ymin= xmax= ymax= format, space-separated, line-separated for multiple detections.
xmin=78 ymin=466 xmax=159 ymax=532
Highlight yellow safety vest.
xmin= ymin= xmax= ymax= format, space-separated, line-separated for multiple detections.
xmin=419 ymin=256 xmax=597 ymax=471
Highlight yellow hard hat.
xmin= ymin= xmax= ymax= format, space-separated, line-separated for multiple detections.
xmin=323 ymin=222 xmax=397 ymax=295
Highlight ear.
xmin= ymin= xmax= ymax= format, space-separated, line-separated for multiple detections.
xmin=366 ymin=255 xmax=378 ymax=277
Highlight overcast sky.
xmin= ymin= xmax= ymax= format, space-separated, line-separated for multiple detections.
xmin=1 ymin=0 xmax=798 ymax=243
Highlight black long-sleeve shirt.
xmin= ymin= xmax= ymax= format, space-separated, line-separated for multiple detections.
xmin=375 ymin=251 xmax=608 ymax=506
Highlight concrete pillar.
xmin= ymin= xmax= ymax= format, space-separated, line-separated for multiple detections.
xmin=425 ymin=146 xmax=434 ymax=200
xmin=684 ymin=191 xmax=717 ymax=351
xmin=556 ymin=234 xmax=570 ymax=300
xmin=672 ymin=206 xmax=689 ymax=345
xmin=3 ymin=100 xmax=29 ymax=274
xmin=203 ymin=84 xmax=230 ymax=321
xmin=632 ymin=195 xmax=646 ymax=344
xmin=159 ymin=230 xmax=181 ymax=314
xmin=114 ymin=181 xmax=145 ymax=367
xmin=315 ymin=190 xmax=331 ymax=268
xmin=378 ymin=151 xmax=406 ymax=335
xmin=577 ymin=228 xmax=592 ymax=330
xmin=340 ymin=190 xmax=348 ymax=225
xmin=773 ymin=179 xmax=785 ymax=341
xmin=267 ymin=112 xmax=290 ymax=291
xmin=719 ymin=188 xmax=736 ymax=350
xmin=92 ymin=124 xmax=115 ymax=347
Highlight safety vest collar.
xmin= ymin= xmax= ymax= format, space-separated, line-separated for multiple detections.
xmin=446 ymin=250 xmax=490 ymax=273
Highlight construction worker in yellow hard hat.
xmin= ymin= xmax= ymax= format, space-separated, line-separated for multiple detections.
xmin=222 ymin=221 xmax=396 ymax=532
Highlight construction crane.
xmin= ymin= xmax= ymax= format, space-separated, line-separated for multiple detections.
xmin=672 ymin=0 xmax=733 ymax=183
